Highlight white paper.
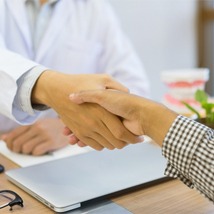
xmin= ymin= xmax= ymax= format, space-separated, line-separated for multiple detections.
xmin=0 ymin=136 xmax=152 ymax=167
xmin=0 ymin=140 xmax=93 ymax=167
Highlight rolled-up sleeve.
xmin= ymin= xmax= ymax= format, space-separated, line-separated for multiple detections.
xmin=162 ymin=115 xmax=214 ymax=201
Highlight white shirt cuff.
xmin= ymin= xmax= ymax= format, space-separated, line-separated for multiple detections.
xmin=14 ymin=65 xmax=49 ymax=115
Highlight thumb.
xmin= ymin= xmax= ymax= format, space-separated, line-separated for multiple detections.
xmin=69 ymin=90 xmax=131 ymax=119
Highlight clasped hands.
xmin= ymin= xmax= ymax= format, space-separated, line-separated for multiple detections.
xmin=64 ymin=90 xmax=145 ymax=150
xmin=31 ymin=71 xmax=144 ymax=151
xmin=62 ymin=85 xmax=145 ymax=151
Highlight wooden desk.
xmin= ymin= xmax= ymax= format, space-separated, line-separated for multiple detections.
xmin=0 ymin=154 xmax=213 ymax=214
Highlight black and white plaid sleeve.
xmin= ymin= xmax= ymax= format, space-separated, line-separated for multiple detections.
xmin=162 ymin=115 xmax=214 ymax=201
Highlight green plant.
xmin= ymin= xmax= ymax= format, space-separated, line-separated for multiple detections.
xmin=182 ymin=89 xmax=214 ymax=124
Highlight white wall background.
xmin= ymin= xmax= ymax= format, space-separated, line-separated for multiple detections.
xmin=109 ymin=0 xmax=198 ymax=101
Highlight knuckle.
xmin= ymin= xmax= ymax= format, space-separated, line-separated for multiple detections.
xmin=101 ymin=74 xmax=112 ymax=83
xmin=96 ymin=146 xmax=104 ymax=151
xmin=4 ymin=137 xmax=12 ymax=145
xmin=12 ymin=147 xmax=20 ymax=153
xmin=32 ymin=150 xmax=43 ymax=156
xmin=107 ymin=145 xmax=115 ymax=150
xmin=12 ymin=141 xmax=21 ymax=152
xmin=34 ymin=123 xmax=43 ymax=131
xmin=114 ymin=129 xmax=125 ymax=140
xmin=124 ymin=87 xmax=129 ymax=93
xmin=22 ymin=144 xmax=31 ymax=154
xmin=115 ymin=142 xmax=126 ymax=150
xmin=6 ymin=141 xmax=12 ymax=150
xmin=101 ymin=74 xmax=111 ymax=79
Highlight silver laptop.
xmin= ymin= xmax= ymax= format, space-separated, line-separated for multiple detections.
xmin=6 ymin=142 xmax=167 ymax=213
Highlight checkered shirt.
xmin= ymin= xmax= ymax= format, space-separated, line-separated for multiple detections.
xmin=162 ymin=115 xmax=214 ymax=201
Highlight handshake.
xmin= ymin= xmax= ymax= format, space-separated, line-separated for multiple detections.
xmin=32 ymin=70 xmax=177 ymax=150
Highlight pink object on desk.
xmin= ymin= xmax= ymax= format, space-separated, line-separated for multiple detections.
xmin=161 ymin=68 xmax=209 ymax=115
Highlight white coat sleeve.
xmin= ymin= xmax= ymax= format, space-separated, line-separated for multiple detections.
xmin=0 ymin=41 xmax=43 ymax=124
xmin=95 ymin=0 xmax=150 ymax=97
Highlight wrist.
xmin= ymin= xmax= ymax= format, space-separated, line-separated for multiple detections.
xmin=140 ymin=101 xmax=177 ymax=146
xmin=31 ymin=70 xmax=61 ymax=107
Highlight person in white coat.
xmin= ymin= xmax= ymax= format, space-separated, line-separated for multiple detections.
xmin=0 ymin=0 xmax=150 ymax=155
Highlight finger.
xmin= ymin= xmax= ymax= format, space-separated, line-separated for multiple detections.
xmin=19 ymin=135 xmax=49 ymax=155
xmin=63 ymin=127 xmax=73 ymax=136
xmin=105 ymin=77 xmax=129 ymax=92
xmin=72 ymin=109 xmax=128 ymax=149
xmin=75 ymin=127 xmax=116 ymax=150
xmin=66 ymin=101 xmax=141 ymax=147
xmin=100 ymin=113 xmax=141 ymax=146
xmin=77 ymin=137 xmax=104 ymax=151
xmin=59 ymin=103 xmax=128 ymax=150
xmin=80 ymin=138 xmax=104 ymax=151
xmin=69 ymin=134 xmax=79 ymax=145
xmin=77 ymin=141 xmax=87 ymax=147
xmin=60 ymin=115 xmax=104 ymax=150
xmin=12 ymin=129 xmax=45 ymax=153
xmin=3 ymin=126 xmax=30 ymax=150
xmin=1 ymin=134 xmax=7 ymax=141
xmin=69 ymin=90 xmax=133 ymax=119
xmin=85 ymin=132 xmax=116 ymax=150
xmin=31 ymin=142 xmax=53 ymax=156
xmin=10 ymin=130 xmax=39 ymax=153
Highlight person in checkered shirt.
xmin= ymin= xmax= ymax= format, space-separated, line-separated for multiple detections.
xmin=69 ymin=89 xmax=214 ymax=202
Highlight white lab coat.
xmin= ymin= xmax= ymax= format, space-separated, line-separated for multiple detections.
xmin=0 ymin=0 xmax=150 ymax=132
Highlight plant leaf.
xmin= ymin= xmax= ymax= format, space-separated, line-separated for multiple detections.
xmin=182 ymin=101 xmax=201 ymax=119
xmin=195 ymin=90 xmax=208 ymax=103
